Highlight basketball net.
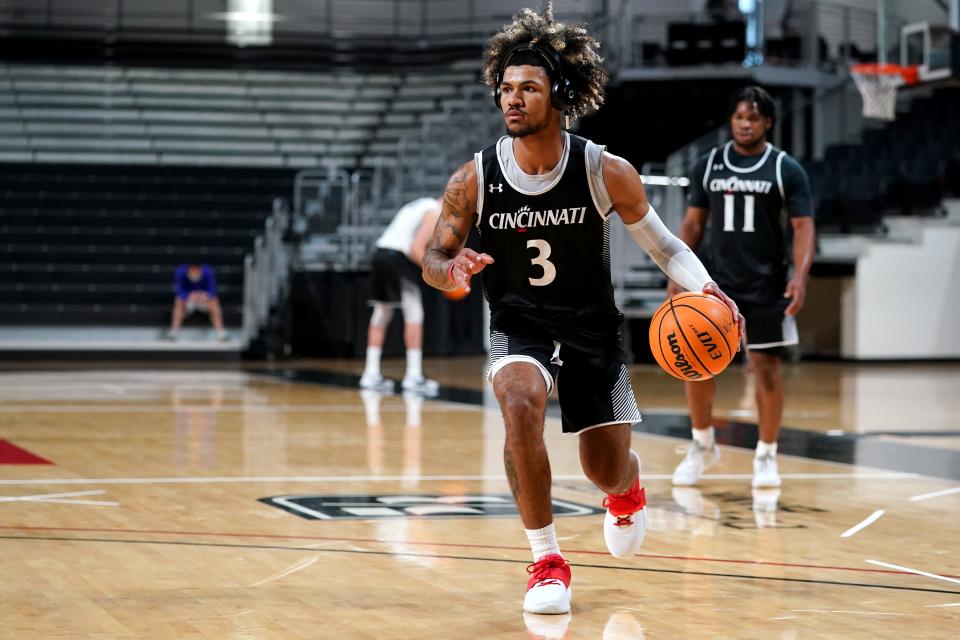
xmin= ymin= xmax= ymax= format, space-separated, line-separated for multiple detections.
xmin=850 ymin=64 xmax=919 ymax=121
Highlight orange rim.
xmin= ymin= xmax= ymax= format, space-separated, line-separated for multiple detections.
xmin=850 ymin=63 xmax=919 ymax=85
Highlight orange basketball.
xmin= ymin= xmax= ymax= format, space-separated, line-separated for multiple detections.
xmin=443 ymin=285 xmax=469 ymax=301
xmin=648 ymin=292 xmax=738 ymax=381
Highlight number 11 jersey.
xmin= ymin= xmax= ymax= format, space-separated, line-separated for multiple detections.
xmin=691 ymin=141 xmax=813 ymax=305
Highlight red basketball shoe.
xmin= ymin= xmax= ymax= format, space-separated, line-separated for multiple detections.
xmin=523 ymin=554 xmax=571 ymax=614
xmin=602 ymin=451 xmax=647 ymax=559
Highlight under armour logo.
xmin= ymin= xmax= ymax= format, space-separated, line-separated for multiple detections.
xmin=488 ymin=183 xmax=503 ymax=193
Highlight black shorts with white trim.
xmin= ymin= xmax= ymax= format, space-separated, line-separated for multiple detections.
xmin=486 ymin=312 xmax=642 ymax=434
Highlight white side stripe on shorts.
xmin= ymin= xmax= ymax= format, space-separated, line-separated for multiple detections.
xmin=486 ymin=330 xmax=509 ymax=378
xmin=611 ymin=364 xmax=641 ymax=423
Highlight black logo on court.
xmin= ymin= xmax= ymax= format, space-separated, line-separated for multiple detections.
xmin=260 ymin=494 xmax=603 ymax=521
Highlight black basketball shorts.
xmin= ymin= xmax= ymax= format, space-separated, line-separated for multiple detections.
xmin=370 ymin=248 xmax=422 ymax=305
xmin=486 ymin=329 xmax=642 ymax=435
xmin=740 ymin=297 xmax=799 ymax=353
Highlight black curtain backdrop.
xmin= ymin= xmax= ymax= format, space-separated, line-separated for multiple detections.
xmin=289 ymin=270 xmax=486 ymax=358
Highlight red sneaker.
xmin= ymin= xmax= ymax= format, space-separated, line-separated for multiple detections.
xmin=601 ymin=451 xmax=647 ymax=559
xmin=523 ymin=554 xmax=571 ymax=614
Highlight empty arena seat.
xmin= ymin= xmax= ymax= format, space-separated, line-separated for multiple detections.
xmin=0 ymin=163 xmax=294 ymax=327
xmin=0 ymin=62 xmax=479 ymax=170
xmin=818 ymin=88 xmax=960 ymax=220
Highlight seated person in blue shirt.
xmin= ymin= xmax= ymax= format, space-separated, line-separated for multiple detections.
xmin=167 ymin=260 xmax=227 ymax=341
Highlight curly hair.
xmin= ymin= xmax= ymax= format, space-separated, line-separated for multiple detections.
xmin=482 ymin=2 xmax=607 ymax=119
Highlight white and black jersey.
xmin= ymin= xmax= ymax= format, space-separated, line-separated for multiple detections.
xmin=690 ymin=141 xmax=814 ymax=305
xmin=476 ymin=132 xmax=641 ymax=433
xmin=475 ymin=132 xmax=625 ymax=360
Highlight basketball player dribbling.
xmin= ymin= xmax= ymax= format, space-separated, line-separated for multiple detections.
xmin=669 ymin=86 xmax=816 ymax=490
xmin=421 ymin=5 xmax=744 ymax=614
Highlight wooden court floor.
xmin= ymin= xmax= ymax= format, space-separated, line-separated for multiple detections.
xmin=0 ymin=360 xmax=958 ymax=639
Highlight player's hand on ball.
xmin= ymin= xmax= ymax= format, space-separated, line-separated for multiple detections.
xmin=447 ymin=249 xmax=494 ymax=294
xmin=701 ymin=282 xmax=745 ymax=348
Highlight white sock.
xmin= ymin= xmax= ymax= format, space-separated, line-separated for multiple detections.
xmin=363 ymin=346 xmax=382 ymax=379
xmin=525 ymin=523 xmax=562 ymax=562
xmin=756 ymin=440 xmax=777 ymax=458
xmin=692 ymin=426 xmax=716 ymax=448
xmin=405 ymin=348 xmax=422 ymax=381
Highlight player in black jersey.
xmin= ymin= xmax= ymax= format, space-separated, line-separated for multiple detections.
xmin=421 ymin=5 xmax=742 ymax=615
xmin=669 ymin=86 xmax=816 ymax=492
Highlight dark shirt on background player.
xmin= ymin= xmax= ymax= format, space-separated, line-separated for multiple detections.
xmin=687 ymin=142 xmax=813 ymax=305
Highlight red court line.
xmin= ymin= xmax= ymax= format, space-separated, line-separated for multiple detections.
xmin=3 ymin=524 xmax=957 ymax=580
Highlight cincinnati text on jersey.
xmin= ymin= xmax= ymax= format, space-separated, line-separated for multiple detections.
xmin=709 ymin=177 xmax=774 ymax=194
xmin=487 ymin=204 xmax=590 ymax=230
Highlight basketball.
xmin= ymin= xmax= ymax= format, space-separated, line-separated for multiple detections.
xmin=443 ymin=285 xmax=470 ymax=301
xmin=649 ymin=292 xmax=738 ymax=381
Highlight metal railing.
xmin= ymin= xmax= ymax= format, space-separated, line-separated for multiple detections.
xmin=294 ymin=159 xmax=404 ymax=270
xmin=293 ymin=166 xmax=351 ymax=232
xmin=242 ymin=198 xmax=292 ymax=345
xmin=294 ymin=79 xmax=497 ymax=271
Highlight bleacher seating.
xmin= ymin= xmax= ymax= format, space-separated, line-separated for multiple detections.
xmin=0 ymin=163 xmax=293 ymax=328
xmin=0 ymin=60 xmax=484 ymax=341
xmin=0 ymin=63 xmax=478 ymax=169
xmin=807 ymin=88 xmax=960 ymax=233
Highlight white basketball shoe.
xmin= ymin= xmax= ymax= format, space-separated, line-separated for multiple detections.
xmin=672 ymin=441 xmax=721 ymax=486
xmin=401 ymin=376 xmax=439 ymax=395
xmin=359 ymin=373 xmax=395 ymax=393
xmin=602 ymin=451 xmax=647 ymax=559
xmin=752 ymin=454 xmax=782 ymax=488
xmin=523 ymin=554 xmax=571 ymax=614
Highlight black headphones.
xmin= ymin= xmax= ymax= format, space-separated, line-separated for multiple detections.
xmin=493 ymin=41 xmax=579 ymax=112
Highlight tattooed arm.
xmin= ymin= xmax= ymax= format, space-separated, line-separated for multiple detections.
xmin=421 ymin=160 xmax=494 ymax=293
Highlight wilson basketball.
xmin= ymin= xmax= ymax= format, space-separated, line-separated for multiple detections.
xmin=443 ymin=285 xmax=469 ymax=301
xmin=649 ymin=292 xmax=738 ymax=381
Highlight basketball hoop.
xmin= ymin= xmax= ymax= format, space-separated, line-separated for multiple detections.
xmin=850 ymin=63 xmax=920 ymax=121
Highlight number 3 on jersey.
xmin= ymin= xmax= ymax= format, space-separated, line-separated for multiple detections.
xmin=723 ymin=194 xmax=756 ymax=232
xmin=527 ymin=239 xmax=556 ymax=286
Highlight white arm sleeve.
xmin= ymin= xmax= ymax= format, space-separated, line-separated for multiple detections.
xmin=624 ymin=206 xmax=712 ymax=293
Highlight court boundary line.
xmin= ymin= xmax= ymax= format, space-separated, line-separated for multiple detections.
xmin=909 ymin=485 xmax=960 ymax=502
xmin=841 ymin=510 xmax=885 ymax=538
xmin=2 ymin=524 xmax=958 ymax=580
xmin=2 ymin=533 xmax=959 ymax=596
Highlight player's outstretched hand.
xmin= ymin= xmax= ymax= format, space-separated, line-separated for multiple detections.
xmin=701 ymin=281 xmax=745 ymax=350
xmin=447 ymin=249 xmax=494 ymax=294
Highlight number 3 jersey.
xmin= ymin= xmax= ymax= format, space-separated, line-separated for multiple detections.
xmin=475 ymin=132 xmax=626 ymax=359
xmin=690 ymin=141 xmax=813 ymax=305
